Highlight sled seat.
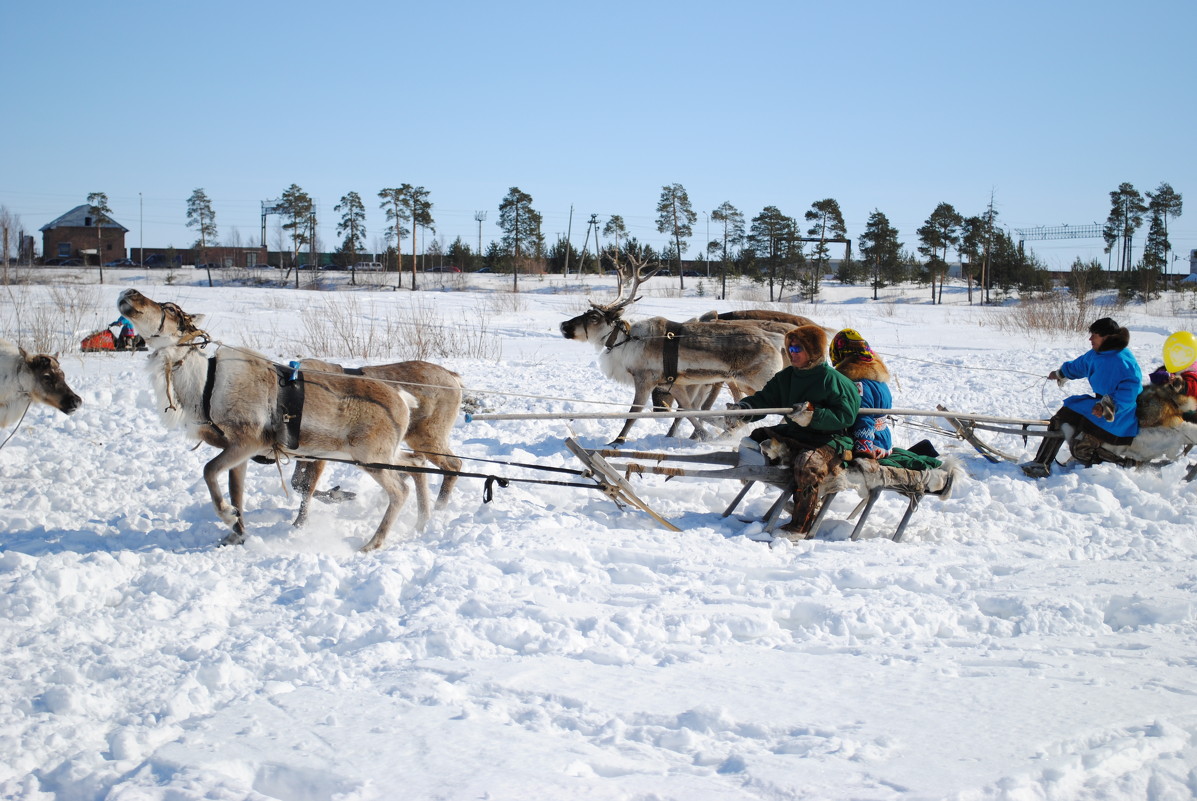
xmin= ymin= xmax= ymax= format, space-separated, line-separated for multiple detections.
xmin=725 ymin=457 xmax=960 ymax=543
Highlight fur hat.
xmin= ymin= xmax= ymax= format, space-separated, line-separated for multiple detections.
xmin=832 ymin=328 xmax=891 ymax=383
xmin=1090 ymin=317 xmax=1130 ymax=352
xmin=784 ymin=325 xmax=829 ymax=368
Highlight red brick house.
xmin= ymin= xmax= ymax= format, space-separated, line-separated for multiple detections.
xmin=40 ymin=204 xmax=128 ymax=264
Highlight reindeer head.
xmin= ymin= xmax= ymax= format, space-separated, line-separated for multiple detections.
xmin=21 ymin=350 xmax=82 ymax=415
xmin=559 ymin=251 xmax=661 ymax=344
xmin=118 ymin=289 xmax=207 ymax=350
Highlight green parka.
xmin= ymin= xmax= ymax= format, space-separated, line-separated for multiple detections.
xmin=738 ymin=362 xmax=860 ymax=453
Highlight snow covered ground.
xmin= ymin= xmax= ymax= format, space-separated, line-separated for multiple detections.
xmin=2 ymin=271 xmax=1197 ymax=800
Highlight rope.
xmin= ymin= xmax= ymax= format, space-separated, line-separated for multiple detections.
xmin=0 ymin=399 xmax=33 ymax=451
xmin=309 ymin=454 xmax=601 ymax=499
xmin=877 ymin=350 xmax=1047 ymax=379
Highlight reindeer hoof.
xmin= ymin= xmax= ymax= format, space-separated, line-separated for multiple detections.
xmin=218 ymin=531 xmax=246 ymax=547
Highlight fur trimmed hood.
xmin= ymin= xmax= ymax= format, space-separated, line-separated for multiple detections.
xmin=837 ymin=353 xmax=891 ymax=383
xmin=1091 ymin=317 xmax=1130 ymax=352
xmin=784 ymin=325 xmax=829 ymax=368
xmin=1096 ymin=327 xmax=1130 ymax=352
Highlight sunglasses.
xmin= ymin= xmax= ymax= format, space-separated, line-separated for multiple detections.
xmin=787 ymin=345 xmax=804 ymax=354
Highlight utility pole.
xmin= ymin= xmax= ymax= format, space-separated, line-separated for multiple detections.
xmin=588 ymin=211 xmax=603 ymax=275
xmin=563 ymin=205 xmax=573 ymax=276
xmin=474 ymin=210 xmax=486 ymax=268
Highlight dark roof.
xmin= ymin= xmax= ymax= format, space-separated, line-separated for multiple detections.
xmin=40 ymin=204 xmax=129 ymax=233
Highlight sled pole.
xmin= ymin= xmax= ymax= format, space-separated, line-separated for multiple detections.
xmin=465 ymin=407 xmax=795 ymax=422
xmin=465 ymin=406 xmax=1050 ymax=427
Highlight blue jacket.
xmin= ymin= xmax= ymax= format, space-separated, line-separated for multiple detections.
xmin=854 ymin=378 xmax=893 ymax=454
xmin=1059 ymin=347 xmax=1142 ymax=439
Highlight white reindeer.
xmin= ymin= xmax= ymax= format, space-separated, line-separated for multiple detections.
xmin=117 ymin=289 xmax=428 ymax=551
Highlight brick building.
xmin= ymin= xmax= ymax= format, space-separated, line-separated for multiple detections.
xmin=40 ymin=205 xmax=128 ymax=264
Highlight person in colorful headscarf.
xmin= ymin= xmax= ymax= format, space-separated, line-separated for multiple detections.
xmin=830 ymin=328 xmax=892 ymax=459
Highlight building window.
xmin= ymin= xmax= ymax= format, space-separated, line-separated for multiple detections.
xmin=57 ymin=243 xmax=71 ymax=257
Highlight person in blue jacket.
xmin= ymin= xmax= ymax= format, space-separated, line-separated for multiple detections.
xmin=830 ymin=328 xmax=892 ymax=459
xmin=1021 ymin=317 xmax=1142 ymax=477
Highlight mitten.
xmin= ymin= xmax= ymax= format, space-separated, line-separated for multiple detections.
xmin=787 ymin=402 xmax=814 ymax=426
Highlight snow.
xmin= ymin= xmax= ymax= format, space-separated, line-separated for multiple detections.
xmin=3 ymin=272 xmax=1197 ymax=800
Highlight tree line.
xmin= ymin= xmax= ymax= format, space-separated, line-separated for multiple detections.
xmin=70 ymin=180 xmax=1187 ymax=301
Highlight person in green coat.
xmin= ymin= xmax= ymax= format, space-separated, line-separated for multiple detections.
xmin=727 ymin=324 xmax=860 ymax=537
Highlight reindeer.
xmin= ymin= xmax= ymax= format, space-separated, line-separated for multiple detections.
xmin=290 ymin=359 xmax=463 ymax=526
xmin=697 ymin=309 xmax=824 ymax=329
xmin=0 ymin=339 xmax=82 ymax=427
xmin=116 ymin=289 xmax=428 ymax=551
xmin=560 ymin=256 xmax=787 ymax=444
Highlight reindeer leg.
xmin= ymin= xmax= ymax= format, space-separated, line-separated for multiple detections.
xmin=359 ymin=466 xmax=411 ymax=552
xmin=405 ymin=430 xmax=461 ymax=510
xmin=611 ymin=382 xmax=653 ymax=445
xmin=203 ymin=446 xmax=255 ymax=545
xmin=291 ymin=460 xmax=326 ymax=528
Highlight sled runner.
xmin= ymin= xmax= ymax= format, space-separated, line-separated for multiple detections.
xmin=570 ymin=443 xmax=960 ymax=542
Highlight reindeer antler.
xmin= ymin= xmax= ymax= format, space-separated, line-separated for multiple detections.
xmin=609 ymin=249 xmax=662 ymax=311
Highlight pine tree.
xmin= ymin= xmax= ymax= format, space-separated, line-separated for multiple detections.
xmin=655 ymin=184 xmax=697 ymax=290
xmin=748 ymin=206 xmax=798 ymax=302
xmin=1146 ymin=182 xmax=1183 ymax=273
xmin=602 ymin=214 xmax=628 ymax=271
xmin=186 ymin=189 xmax=218 ymax=286
xmin=378 ymin=187 xmax=412 ymax=284
xmin=711 ymin=201 xmax=745 ymax=300
xmin=1102 ymin=183 xmax=1148 ymax=272
xmin=804 ymin=198 xmax=847 ymax=302
xmin=858 ymin=210 xmax=902 ymax=300
xmin=1142 ymin=208 xmax=1168 ymax=272
xmin=87 ymin=192 xmax=113 ymax=283
xmin=279 ymin=184 xmax=314 ymax=287
xmin=335 ymin=192 xmax=367 ymax=283
xmin=917 ymin=202 xmax=963 ymax=304
xmin=498 ymin=187 xmax=543 ymax=292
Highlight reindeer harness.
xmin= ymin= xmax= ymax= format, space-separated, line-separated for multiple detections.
xmin=602 ymin=318 xmax=685 ymax=391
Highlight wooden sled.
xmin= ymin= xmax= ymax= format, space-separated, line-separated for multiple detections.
xmin=572 ymin=443 xmax=960 ymax=543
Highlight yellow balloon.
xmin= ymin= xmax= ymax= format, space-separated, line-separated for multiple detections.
xmin=1163 ymin=331 xmax=1197 ymax=373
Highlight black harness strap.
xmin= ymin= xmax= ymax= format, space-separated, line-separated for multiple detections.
xmin=201 ymin=356 xmax=227 ymax=440
xmin=661 ymin=320 xmax=684 ymax=389
xmin=272 ymin=363 xmax=305 ymax=450
xmin=343 ymin=367 xmax=365 ymax=376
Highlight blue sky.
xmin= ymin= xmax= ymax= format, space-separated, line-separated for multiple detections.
xmin=3 ymin=0 xmax=1194 ymax=271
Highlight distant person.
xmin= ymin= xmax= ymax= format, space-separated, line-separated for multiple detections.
xmin=1021 ymin=317 xmax=1142 ymax=477
xmin=829 ymin=328 xmax=892 ymax=459
xmin=109 ymin=315 xmax=137 ymax=351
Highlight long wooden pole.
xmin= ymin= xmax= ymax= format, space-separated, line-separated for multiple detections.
xmin=465 ymin=407 xmax=1049 ymax=427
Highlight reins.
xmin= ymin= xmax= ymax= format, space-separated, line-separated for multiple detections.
xmin=0 ymin=398 xmax=33 ymax=451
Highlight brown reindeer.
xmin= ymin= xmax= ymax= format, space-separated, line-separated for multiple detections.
xmin=290 ymin=359 xmax=463 ymax=526
xmin=117 ymin=289 xmax=429 ymax=551
xmin=0 ymin=338 xmax=82 ymax=427
xmin=560 ymin=256 xmax=787 ymax=443
xmin=655 ymin=314 xmax=824 ymax=438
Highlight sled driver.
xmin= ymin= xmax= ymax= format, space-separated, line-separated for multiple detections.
xmin=1021 ymin=317 xmax=1142 ymax=477
xmin=725 ymin=324 xmax=859 ymax=537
